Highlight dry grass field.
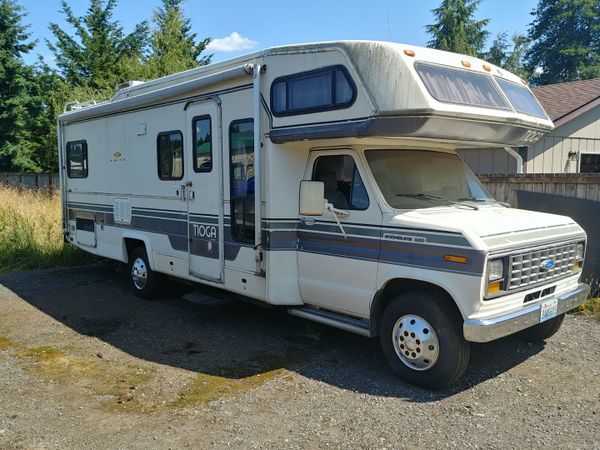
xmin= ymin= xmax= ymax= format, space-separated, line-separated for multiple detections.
xmin=0 ymin=187 xmax=94 ymax=272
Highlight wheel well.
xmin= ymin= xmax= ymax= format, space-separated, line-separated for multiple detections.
xmin=123 ymin=238 xmax=145 ymax=263
xmin=369 ymin=278 xmax=461 ymax=337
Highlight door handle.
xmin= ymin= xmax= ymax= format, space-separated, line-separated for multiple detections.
xmin=179 ymin=185 xmax=186 ymax=201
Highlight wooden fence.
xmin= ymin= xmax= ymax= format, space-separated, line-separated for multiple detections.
xmin=0 ymin=172 xmax=60 ymax=192
xmin=479 ymin=174 xmax=600 ymax=206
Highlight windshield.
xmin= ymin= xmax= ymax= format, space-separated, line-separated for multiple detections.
xmin=365 ymin=150 xmax=495 ymax=210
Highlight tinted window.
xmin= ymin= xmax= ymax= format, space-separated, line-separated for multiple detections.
xmin=580 ymin=154 xmax=600 ymax=173
xmin=271 ymin=66 xmax=356 ymax=116
xmin=193 ymin=116 xmax=212 ymax=172
xmin=157 ymin=131 xmax=183 ymax=180
xmin=66 ymin=140 xmax=88 ymax=178
xmin=495 ymin=77 xmax=548 ymax=118
xmin=416 ymin=63 xmax=509 ymax=110
xmin=229 ymin=119 xmax=255 ymax=242
xmin=312 ymin=155 xmax=369 ymax=210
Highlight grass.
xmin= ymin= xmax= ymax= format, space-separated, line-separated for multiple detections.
xmin=0 ymin=187 xmax=95 ymax=272
xmin=579 ymin=297 xmax=600 ymax=320
xmin=15 ymin=344 xmax=153 ymax=408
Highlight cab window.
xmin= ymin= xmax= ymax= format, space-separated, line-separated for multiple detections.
xmin=312 ymin=155 xmax=369 ymax=210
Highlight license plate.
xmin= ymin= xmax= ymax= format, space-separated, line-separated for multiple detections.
xmin=540 ymin=298 xmax=558 ymax=323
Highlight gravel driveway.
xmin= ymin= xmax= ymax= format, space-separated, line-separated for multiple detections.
xmin=0 ymin=264 xmax=598 ymax=449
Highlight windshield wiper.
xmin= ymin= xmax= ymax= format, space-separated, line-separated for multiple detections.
xmin=396 ymin=193 xmax=479 ymax=210
xmin=457 ymin=197 xmax=510 ymax=208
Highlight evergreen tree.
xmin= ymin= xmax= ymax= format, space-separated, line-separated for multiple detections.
xmin=484 ymin=32 xmax=530 ymax=79
xmin=526 ymin=0 xmax=600 ymax=85
xmin=0 ymin=0 xmax=41 ymax=171
xmin=47 ymin=0 xmax=149 ymax=91
xmin=426 ymin=0 xmax=490 ymax=56
xmin=146 ymin=0 xmax=211 ymax=79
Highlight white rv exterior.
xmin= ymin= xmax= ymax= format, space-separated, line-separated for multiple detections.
xmin=58 ymin=41 xmax=590 ymax=389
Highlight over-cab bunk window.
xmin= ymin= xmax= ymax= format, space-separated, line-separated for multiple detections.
xmin=270 ymin=65 xmax=356 ymax=116
xmin=415 ymin=63 xmax=509 ymax=110
xmin=66 ymin=140 xmax=88 ymax=178
xmin=229 ymin=119 xmax=255 ymax=243
xmin=494 ymin=77 xmax=548 ymax=119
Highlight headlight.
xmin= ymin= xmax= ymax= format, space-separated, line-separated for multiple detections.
xmin=576 ymin=243 xmax=584 ymax=261
xmin=488 ymin=259 xmax=504 ymax=281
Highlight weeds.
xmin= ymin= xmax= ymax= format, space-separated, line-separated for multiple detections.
xmin=0 ymin=187 xmax=95 ymax=272
xmin=579 ymin=297 xmax=600 ymax=320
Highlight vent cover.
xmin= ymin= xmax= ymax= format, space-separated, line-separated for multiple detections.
xmin=113 ymin=198 xmax=132 ymax=224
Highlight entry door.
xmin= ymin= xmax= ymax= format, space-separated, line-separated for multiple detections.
xmin=186 ymin=101 xmax=224 ymax=282
xmin=297 ymin=150 xmax=381 ymax=318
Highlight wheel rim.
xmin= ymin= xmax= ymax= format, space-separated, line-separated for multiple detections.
xmin=131 ymin=257 xmax=148 ymax=290
xmin=392 ymin=314 xmax=440 ymax=371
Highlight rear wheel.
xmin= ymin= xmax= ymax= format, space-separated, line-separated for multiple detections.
xmin=518 ymin=314 xmax=564 ymax=342
xmin=380 ymin=292 xmax=470 ymax=390
xmin=128 ymin=246 xmax=161 ymax=299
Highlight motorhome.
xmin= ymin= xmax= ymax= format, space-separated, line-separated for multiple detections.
xmin=58 ymin=41 xmax=590 ymax=389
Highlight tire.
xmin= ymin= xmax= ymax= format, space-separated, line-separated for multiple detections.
xmin=379 ymin=292 xmax=470 ymax=390
xmin=128 ymin=246 xmax=161 ymax=300
xmin=518 ymin=314 xmax=564 ymax=342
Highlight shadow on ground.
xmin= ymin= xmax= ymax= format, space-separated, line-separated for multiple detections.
xmin=0 ymin=264 xmax=546 ymax=402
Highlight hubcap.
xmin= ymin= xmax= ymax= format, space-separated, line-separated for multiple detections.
xmin=392 ymin=314 xmax=440 ymax=371
xmin=131 ymin=257 xmax=148 ymax=290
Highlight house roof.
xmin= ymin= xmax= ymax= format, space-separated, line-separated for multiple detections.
xmin=532 ymin=78 xmax=600 ymax=127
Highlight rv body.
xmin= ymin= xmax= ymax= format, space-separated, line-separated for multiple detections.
xmin=58 ymin=41 xmax=590 ymax=388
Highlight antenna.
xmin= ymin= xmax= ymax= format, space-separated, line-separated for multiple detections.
xmin=386 ymin=12 xmax=392 ymax=41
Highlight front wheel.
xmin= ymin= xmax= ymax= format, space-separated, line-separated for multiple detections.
xmin=380 ymin=292 xmax=470 ymax=390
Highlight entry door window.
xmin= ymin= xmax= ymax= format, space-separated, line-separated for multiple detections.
xmin=312 ymin=155 xmax=369 ymax=210
xmin=229 ymin=119 xmax=255 ymax=242
xmin=193 ymin=116 xmax=212 ymax=172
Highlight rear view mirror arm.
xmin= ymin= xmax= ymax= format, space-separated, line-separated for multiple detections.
xmin=326 ymin=203 xmax=349 ymax=239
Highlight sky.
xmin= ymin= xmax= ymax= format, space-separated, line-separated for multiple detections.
xmin=19 ymin=0 xmax=540 ymax=66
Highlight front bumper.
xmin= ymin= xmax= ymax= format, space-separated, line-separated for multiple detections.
xmin=463 ymin=283 xmax=590 ymax=343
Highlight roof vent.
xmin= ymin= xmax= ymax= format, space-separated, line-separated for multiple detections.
xmin=115 ymin=80 xmax=145 ymax=92
xmin=63 ymin=100 xmax=97 ymax=113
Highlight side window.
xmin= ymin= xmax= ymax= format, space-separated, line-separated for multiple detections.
xmin=271 ymin=65 xmax=356 ymax=116
xmin=229 ymin=119 xmax=255 ymax=242
xmin=192 ymin=116 xmax=212 ymax=172
xmin=312 ymin=155 xmax=369 ymax=210
xmin=157 ymin=131 xmax=183 ymax=180
xmin=66 ymin=140 xmax=88 ymax=178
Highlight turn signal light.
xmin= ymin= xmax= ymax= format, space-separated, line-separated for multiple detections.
xmin=444 ymin=254 xmax=469 ymax=264
xmin=574 ymin=261 xmax=582 ymax=270
xmin=487 ymin=281 xmax=501 ymax=295
xmin=404 ymin=49 xmax=416 ymax=57
xmin=461 ymin=60 xmax=472 ymax=68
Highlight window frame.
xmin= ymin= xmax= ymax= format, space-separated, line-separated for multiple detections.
xmin=493 ymin=76 xmax=548 ymax=119
xmin=66 ymin=140 xmax=88 ymax=179
xmin=311 ymin=154 xmax=370 ymax=211
xmin=192 ymin=115 xmax=213 ymax=173
xmin=414 ymin=61 xmax=511 ymax=111
xmin=270 ymin=65 xmax=357 ymax=117
xmin=156 ymin=130 xmax=184 ymax=181
xmin=228 ymin=118 xmax=255 ymax=244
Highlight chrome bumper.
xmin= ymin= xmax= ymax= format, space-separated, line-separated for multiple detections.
xmin=463 ymin=283 xmax=590 ymax=343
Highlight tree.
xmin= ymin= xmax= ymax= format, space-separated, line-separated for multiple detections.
xmin=426 ymin=0 xmax=490 ymax=56
xmin=146 ymin=0 xmax=211 ymax=79
xmin=47 ymin=0 xmax=148 ymax=92
xmin=525 ymin=0 xmax=600 ymax=85
xmin=0 ymin=0 xmax=43 ymax=171
xmin=484 ymin=32 xmax=530 ymax=79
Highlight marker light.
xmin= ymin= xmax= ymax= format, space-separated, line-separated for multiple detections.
xmin=404 ymin=49 xmax=416 ymax=57
xmin=444 ymin=254 xmax=469 ymax=264
xmin=521 ymin=79 xmax=528 ymax=85
xmin=461 ymin=60 xmax=472 ymax=68
xmin=487 ymin=281 xmax=501 ymax=295
xmin=483 ymin=64 xmax=491 ymax=72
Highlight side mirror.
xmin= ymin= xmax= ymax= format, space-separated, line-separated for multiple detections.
xmin=299 ymin=180 xmax=325 ymax=216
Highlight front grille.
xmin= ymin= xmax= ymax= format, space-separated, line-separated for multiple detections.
xmin=509 ymin=242 xmax=579 ymax=290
